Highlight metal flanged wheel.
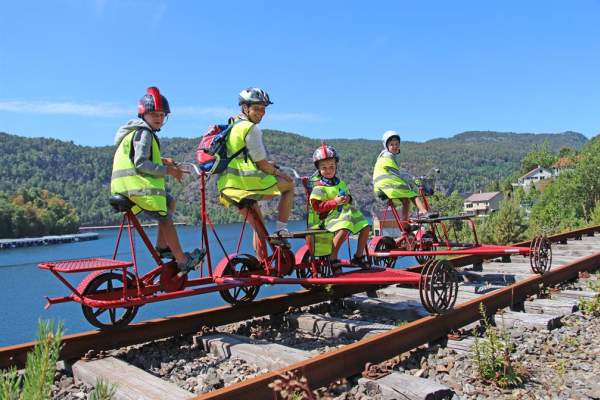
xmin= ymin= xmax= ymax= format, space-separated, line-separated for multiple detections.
xmin=81 ymin=272 xmax=139 ymax=330
xmin=415 ymin=231 xmax=436 ymax=265
xmin=372 ymin=236 xmax=397 ymax=268
xmin=296 ymin=253 xmax=335 ymax=289
xmin=419 ymin=260 xmax=458 ymax=314
xmin=530 ymin=235 xmax=552 ymax=274
xmin=219 ymin=254 xmax=262 ymax=305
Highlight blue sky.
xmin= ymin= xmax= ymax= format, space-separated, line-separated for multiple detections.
xmin=1 ymin=0 xmax=599 ymax=146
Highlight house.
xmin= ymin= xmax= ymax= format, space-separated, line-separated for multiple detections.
xmin=371 ymin=209 xmax=401 ymax=237
xmin=463 ymin=192 xmax=503 ymax=216
xmin=513 ymin=165 xmax=556 ymax=191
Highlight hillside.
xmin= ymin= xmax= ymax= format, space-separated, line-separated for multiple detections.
xmin=0 ymin=130 xmax=587 ymax=225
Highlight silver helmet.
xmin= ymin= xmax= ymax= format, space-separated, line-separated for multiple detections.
xmin=238 ymin=87 xmax=273 ymax=106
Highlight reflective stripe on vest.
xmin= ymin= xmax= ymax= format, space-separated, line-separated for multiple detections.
xmin=372 ymin=154 xmax=416 ymax=199
xmin=110 ymin=130 xmax=167 ymax=215
xmin=217 ymin=119 xmax=277 ymax=193
xmin=308 ymin=180 xmax=368 ymax=235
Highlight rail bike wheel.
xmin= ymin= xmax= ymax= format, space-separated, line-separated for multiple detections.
xmin=296 ymin=252 xmax=336 ymax=289
xmin=415 ymin=231 xmax=436 ymax=265
xmin=219 ymin=254 xmax=262 ymax=305
xmin=81 ymin=272 xmax=139 ymax=330
xmin=419 ymin=260 xmax=458 ymax=314
xmin=530 ymin=235 xmax=552 ymax=275
xmin=372 ymin=236 xmax=397 ymax=268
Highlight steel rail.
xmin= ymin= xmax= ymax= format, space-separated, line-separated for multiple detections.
xmin=194 ymin=226 xmax=600 ymax=400
xmin=1 ymin=225 xmax=598 ymax=373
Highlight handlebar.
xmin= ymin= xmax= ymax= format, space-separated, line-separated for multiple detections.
xmin=178 ymin=162 xmax=203 ymax=176
xmin=279 ymin=166 xmax=301 ymax=180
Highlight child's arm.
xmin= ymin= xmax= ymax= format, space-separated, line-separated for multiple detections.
xmin=133 ymin=130 xmax=185 ymax=181
xmin=310 ymin=198 xmax=338 ymax=213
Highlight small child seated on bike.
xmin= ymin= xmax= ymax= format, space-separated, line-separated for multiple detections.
xmin=373 ymin=130 xmax=430 ymax=222
xmin=308 ymin=144 xmax=370 ymax=268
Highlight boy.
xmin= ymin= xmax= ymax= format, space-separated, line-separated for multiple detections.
xmin=111 ymin=86 xmax=204 ymax=275
xmin=309 ymin=144 xmax=370 ymax=267
xmin=373 ymin=130 xmax=429 ymax=222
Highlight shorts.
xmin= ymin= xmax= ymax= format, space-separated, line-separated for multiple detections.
xmin=142 ymin=192 xmax=174 ymax=223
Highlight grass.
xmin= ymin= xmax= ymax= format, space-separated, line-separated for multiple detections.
xmin=471 ymin=304 xmax=526 ymax=388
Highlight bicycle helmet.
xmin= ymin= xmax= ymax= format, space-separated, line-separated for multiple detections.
xmin=137 ymin=87 xmax=170 ymax=117
xmin=312 ymin=143 xmax=339 ymax=168
xmin=238 ymin=87 xmax=273 ymax=106
xmin=382 ymin=130 xmax=401 ymax=149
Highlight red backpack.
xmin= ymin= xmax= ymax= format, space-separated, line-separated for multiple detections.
xmin=195 ymin=122 xmax=247 ymax=174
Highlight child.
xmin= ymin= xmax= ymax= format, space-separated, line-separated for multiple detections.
xmin=111 ymin=86 xmax=204 ymax=275
xmin=373 ymin=130 xmax=429 ymax=222
xmin=308 ymin=144 xmax=370 ymax=267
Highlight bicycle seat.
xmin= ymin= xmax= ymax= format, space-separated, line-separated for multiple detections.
xmin=109 ymin=194 xmax=134 ymax=213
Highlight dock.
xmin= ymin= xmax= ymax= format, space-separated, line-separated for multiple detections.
xmin=0 ymin=233 xmax=99 ymax=249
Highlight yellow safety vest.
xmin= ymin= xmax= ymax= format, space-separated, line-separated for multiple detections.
xmin=110 ymin=130 xmax=167 ymax=215
xmin=372 ymin=153 xmax=417 ymax=200
xmin=217 ymin=120 xmax=278 ymax=198
xmin=309 ymin=179 xmax=369 ymax=236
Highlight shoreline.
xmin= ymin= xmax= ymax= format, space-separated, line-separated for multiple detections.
xmin=0 ymin=233 xmax=99 ymax=250
xmin=79 ymin=222 xmax=187 ymax=231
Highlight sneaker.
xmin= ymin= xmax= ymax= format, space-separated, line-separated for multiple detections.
xmin=351 ymin=255 xmax=370 ymax=269
xmin=155 ymin=246 xmax=174 ymax=259
xmin=177 ymin=248 xmax=206 ymax=276
xmin=270 ymin=229 xmax=291 ymax=247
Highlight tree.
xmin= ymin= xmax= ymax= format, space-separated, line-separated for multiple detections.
xmin=480 ymin=196 xmax=527 ymax=245
xmin=520 ymin=140 xmax=559 ymax=174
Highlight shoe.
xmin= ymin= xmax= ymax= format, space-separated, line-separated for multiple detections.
xmin=329 ymin=259 xmax=343 ymax=275
xmin=155 ymin=246 xmax=174 ymax=259
xmin=270 ymin=229 xmax=291 ymax=248
xmin=177 ymin=248 xmax=207 ymax=276
xmin=351 ymin=255 xmax=370 ymax=269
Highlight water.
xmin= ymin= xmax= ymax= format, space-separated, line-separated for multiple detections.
xmin=0 ymin=221 xmax=414 ymax=347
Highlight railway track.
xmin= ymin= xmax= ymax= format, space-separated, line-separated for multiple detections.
xmin=2 ymin=225 xmax=600 ymax=399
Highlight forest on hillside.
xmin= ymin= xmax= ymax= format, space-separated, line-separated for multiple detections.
xmin=0 ymin=129 xmax=588 ymax=232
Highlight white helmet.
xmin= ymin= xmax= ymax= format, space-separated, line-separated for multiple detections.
xmin=312 ymin=144 xmax=339 ymax=167
xmin=382 ymin=130 xmax=401 ymax=149
xmin=238 ymin=87 xmax=273 ymax=106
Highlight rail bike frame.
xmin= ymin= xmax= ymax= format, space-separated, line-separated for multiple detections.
xmin=367 ymin=173 xmax=552 ymax=275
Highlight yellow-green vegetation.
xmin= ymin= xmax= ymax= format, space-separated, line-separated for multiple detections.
xmin=0 ymin=130 xmax=586 ymax=226
xmin=0 ymin=320 xmax=63 ymax=400
xmin=89 ymin=379 xmax=117 ymax=400
xmin=578 ymin=296 xmax=600 ymax=316
xmin=471 ymin=304 xmax=525 ymax=388
xmin=0 ymin=188 xmax=79 ymax=238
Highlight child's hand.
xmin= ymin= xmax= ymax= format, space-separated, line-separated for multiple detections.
xmin=167 ymin=165 xmax=188 ymax=182
xmin=334 ymin=195 xmax=350 ymax=205
xmin=162 ymin=157 xmax=177 ymax=166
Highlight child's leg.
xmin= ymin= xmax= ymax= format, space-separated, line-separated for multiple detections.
xmin=156 ymin=196 xmax=177 ymax=250
xmin=401 ymin=198 xmax=411 ymax=221
xmin=239 ymin=203 xmax=269 ymax=260
xmin=414 ymin=196 xmax=428 ymax=214
xmin=354 ymin=226 xmax=370 ymax=257
xmin=159 ymin=219 xmax=186 ymax=265
xmin=331 ymin=230 xmax=349 ymax=260
xmin=276 ymin=176 xmax=294 ymax=225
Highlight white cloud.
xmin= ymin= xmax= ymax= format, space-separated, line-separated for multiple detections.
xmin=0 ymin=100 xmax=129 ymax=117
xmin=0 ymin=100 xmax=325 ymax=122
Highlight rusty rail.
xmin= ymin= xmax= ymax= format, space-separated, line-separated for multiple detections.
xmin=194 ymin=226 xmax=600 ymax=399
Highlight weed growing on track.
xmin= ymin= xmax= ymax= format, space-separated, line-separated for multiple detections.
xmin=89 ymin=379 xmax=117 ymax=400
xmin=471 ymin=304 xmax=526 ymax=388
xmin=0 ymin=320 xmax=63 ymax=400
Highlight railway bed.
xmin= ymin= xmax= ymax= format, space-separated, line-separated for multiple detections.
xmin=3 ymin=226 xmax=600 ymax=399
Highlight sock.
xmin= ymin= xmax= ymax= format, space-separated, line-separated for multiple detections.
xmin=276 ymin=220 xmax=288 ymax=232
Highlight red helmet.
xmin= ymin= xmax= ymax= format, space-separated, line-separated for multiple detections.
xmin=137 ymin=86 xmax=171 ymax=117
xmin=312 ymin=143 xmax=339 ymax=167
